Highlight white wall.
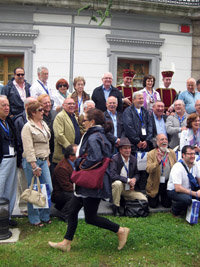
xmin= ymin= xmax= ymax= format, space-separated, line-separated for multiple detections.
xmin=33 ymin=13 xmax=72 ymax=92
xmin=73 ymin=27 xmax=111 ymax=96
xmin=159 ymin=23 xmax=192 ymax=93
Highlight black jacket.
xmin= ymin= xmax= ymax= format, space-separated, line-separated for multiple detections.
xmin=104 ymin=110 xmax=125 ymax=146
xmin=75 ymin=126 xmax=112 ymax=199
xmin=123 ymin=105 xmax=153 ymax=153
xmin=92 ymin=85 xmax=123 ymax=112
xmin=2 ymin=78 xmax=31 ymax=116
xmin=110 ymin=152 xmax=140 ymax=191
xmin=0 ymin=116 xmax=20 ymax=166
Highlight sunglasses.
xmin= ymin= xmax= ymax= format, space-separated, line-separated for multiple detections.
xmin=83 ymin=119 xmax=89 ymax=122
xmin=16 ymin=73 xmax=25 ymax=77
xmin=36 ymin=108 xmax=44 ymax=112
xmin=58 ymin=84 xmax=68 ymax=88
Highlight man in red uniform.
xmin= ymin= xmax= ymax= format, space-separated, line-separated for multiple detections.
xmin=117 ymin=69 xmax=137 ymax=109
xmin=156 ymin=71 xmax=177 ymax=113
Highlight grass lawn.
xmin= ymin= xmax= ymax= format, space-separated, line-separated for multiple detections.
xmin=0 ymin=212 xmax=200 ymax=267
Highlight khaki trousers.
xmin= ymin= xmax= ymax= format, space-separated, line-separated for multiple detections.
xmin=112 ymin=180 xmax=147 ymax=207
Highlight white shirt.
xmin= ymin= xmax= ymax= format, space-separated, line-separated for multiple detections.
xmin=30 ymin=80 xmax=53 ymax=98
xmin=167 ymin=161 xmax=200 ymax=191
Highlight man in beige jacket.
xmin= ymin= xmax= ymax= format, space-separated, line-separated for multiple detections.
xmin=52 ymin=98 xmax=81 ymax=165
xmin=146 ymin=134 xmax=176 ymax=208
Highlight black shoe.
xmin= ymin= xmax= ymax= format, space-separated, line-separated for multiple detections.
xmin=9 ymin=219 xmax=18 ymax=227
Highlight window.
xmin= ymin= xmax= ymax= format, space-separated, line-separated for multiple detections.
xmin=117 ymin=58 xmax=149 ymax=89
xmin=0 ymin=55 xmax=24 ymax=85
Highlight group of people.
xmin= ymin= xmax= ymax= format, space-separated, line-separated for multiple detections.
xmin=1 ymin=65 xmax=200 ymax=251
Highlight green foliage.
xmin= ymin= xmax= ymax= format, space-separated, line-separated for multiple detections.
xmin=1 ymin=213 xmax=200 ymax=266
xmin=77 ymin=0 xmax=113 ymax=26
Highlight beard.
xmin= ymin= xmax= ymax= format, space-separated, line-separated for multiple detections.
xmin=159 ymin=146 xmax=168 ymax=153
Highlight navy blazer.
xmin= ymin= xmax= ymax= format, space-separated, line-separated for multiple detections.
xmin=92 ymin=85 xmax=123 ymax=112
xmin=123 ymin=105 xmax=153 ymax=153
xmin=2 ymin=78 xmax=31 ymax=116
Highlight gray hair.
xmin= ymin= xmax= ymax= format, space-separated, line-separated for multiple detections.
xmin=107 ymin=96 xmax=118 ymax=104
xmin=24 ymin=97 xmax=37 ymax=108
xmin=133 ymin=91 xmax=143 ymax=99
xmin=37 ymin=66 xmax=48 ymax=74
xmin=83 ymin=100 xmax=95 ymax=110
xmin=102 ymin=72 xmax=113 ymax=80
xmin=174 ymin=99 xmax=185 ymax=107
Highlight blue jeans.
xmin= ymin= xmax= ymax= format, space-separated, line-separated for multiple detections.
xmin=167 ymin=190 xmax=192 ymax=215
xmin=22 ymin=158 xmax=52 ymax=224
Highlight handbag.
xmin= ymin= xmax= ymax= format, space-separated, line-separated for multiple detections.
xmin=20 ymin=176 xmax=46 ymax=207
xmin=180 ymin=161 xmax=200 ymax=191
xmin=70 ymin=157 xmax=111 ymax=189
xmin=124 ymin=199 xmax=149 ymax=217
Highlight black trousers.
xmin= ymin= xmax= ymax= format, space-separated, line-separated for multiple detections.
xmin=64 ymin=196 xmax=120 ymax=241
xmin=148 ymin=182 xmax=172 ymax=208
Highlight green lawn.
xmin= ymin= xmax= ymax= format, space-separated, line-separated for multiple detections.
xmin=0 ymin=212 xmax=200 ymax=266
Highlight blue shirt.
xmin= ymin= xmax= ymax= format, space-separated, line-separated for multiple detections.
xmin=153 ymin=113 xmax=167 ymax=136
xmin=102 ymin=85 xmax=112 ymax=101
xmin=107 ymin=110 xmax=117 ymax=137
xmin=178 ymin=90 xmax=200 ymax=114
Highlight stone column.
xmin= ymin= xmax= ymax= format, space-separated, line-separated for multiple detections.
xmin=191 ymin=20 xmax=200 ymax=80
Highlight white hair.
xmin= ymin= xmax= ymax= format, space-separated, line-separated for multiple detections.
xmin=37 ymin=66 xmax=48 ymax=74
xmin=83 ymin=100 xmax=95 ymax=109
xmin=133 ymin=91 xmax=143 ymax=99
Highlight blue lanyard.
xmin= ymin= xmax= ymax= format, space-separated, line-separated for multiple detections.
xmin=146 ymin=89 xmax=154 ymax=100
xmin=178 ymin=115 xmax=185 ymax=127
xmin=161 ymin=153 xmax=168 ymax=175
xmin=194 ymin=134 xmax=197 ymax=145
xmin=0 ymin=120 xmax=9 ymax=136
xmin=123 ymin=161 xmax=129 ymax=178
xmin=78 ymin=97 xmax=83 ymax=113
xmin=135 ymin=108 xmax=143 ymax=126
xmin=37 ymin=80 xmax=49 ymax=95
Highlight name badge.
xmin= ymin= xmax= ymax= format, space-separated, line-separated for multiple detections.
xmin=9 ymin=145 xmax=15 ymax=156
xmin=160 ymin=176 xmax=165 ymax=183
xmin=125 ymin=183 xmax=130 ymax=191
xmin=141 ymin=127 xmax=146 ymax=136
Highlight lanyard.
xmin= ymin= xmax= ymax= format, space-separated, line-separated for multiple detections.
xmin=78 ymin=97 xmax=83 ymax=113
xmin=161 ymin=152 xmax=168 ymax=175
xmin=123 ymin=161 xmax=129 ymax=178
xmin=146 ymin=89 xmax=154 ymax=101
xmin=135 ymin=108 xmax=143 ymax=126
xmin=0 ymin=120 xmax=9 ymax=136
xmin=37 ymin=80 xmax=49 ymax=95
xmin=193 ymin=134 xmax=197 ymax=145
xmin=178 ymin=115 xmax=185 ymax=127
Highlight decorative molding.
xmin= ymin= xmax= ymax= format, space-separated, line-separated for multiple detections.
xmin=0 ymin=30 xmax=39 ymax=39
xmin=106 ymin=35 xmax=165 ymax=48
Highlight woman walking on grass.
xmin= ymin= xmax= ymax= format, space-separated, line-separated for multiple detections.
xmin=48 ymin=108 xmax=130 ymax=251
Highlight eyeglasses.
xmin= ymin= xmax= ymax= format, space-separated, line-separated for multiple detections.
xmin=185 ymin=153 xmax=196 ymax=156
xmin=16 ymin=73 xmax=24 ymax=77
xmin=58 ymin=84 xmax=68 ymax=88
xmin=36 ymin=108 xmax=44 ymax=112
xmin=83 ymin=119 xmax=89 ymax=122
xmin=64 ymin=103 xmax=75 ymax=106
